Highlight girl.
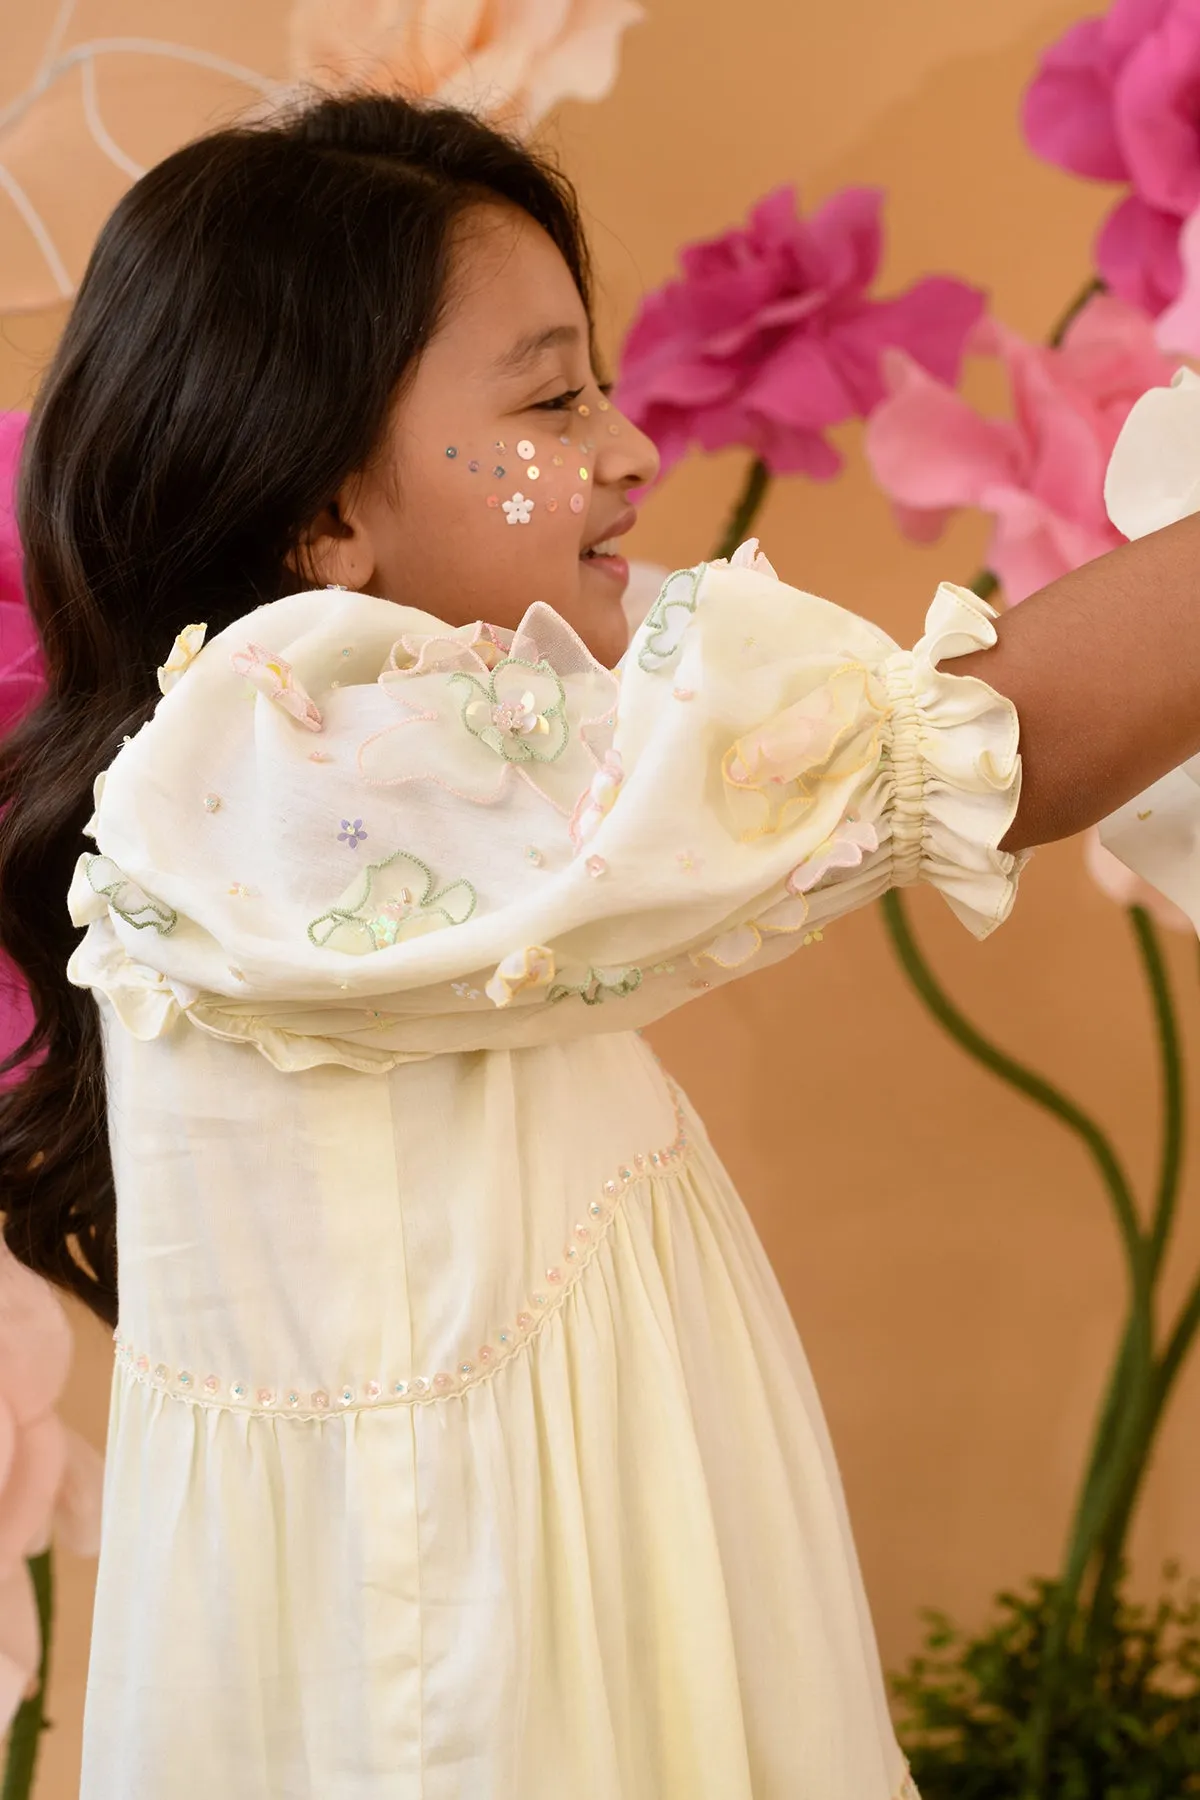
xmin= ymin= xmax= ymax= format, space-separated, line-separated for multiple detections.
xmin=3 ymin=89 xmax=1200 ymax=1800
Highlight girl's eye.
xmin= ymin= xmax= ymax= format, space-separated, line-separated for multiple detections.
xmin=533 ymin=387 xmax=585 ymax=413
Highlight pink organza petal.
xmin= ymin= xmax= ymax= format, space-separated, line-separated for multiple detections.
xmin=1021 ymin=18 xmax=1129 ymax=180
xmin=1096 ymin=193 xmax=1185 ymax=314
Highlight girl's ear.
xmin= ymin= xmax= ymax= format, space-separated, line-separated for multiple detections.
xmin=288 ymin=489 xmax=377 ymax=592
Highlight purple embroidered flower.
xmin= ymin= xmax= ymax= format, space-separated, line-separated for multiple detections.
xmin=338 ymin=818 xmax=368 ymax=848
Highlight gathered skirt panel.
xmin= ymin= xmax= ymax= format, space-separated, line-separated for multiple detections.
xmin=82 ymin=1118 xmax=907 ymax=1800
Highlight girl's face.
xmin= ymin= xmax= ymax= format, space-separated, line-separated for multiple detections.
xmin=305 ymin=204 xmax=660 ymax=667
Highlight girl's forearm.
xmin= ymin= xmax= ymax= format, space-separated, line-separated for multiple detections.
xmin=953 ymin=511 xmax=1200 ymax=852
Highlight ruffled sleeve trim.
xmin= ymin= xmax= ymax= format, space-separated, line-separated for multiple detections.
xmin=882 ymin=581 xmax=1024 ymax=938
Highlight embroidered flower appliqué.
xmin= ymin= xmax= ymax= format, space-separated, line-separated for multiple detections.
xmin=338 ymin=819 xmax=368 ymax=849
xmin=230 ymin=642 xmax=323 ymax=732
xmin=456 ymin=658 xmax=567 ymax=763
xmin=157 ymin=622 xmax=207 ymax=696
xmin=76 ymin=854 xmax=178 ymax=935
xmin=695 ymin=818 xmax=879 ymax=969
xmin=547 ymin=965 xmax=643 ymax=1006
xmin=485 ymin=945 xmax=556 ymax=1008
xmin=308 ymin=850 xmax=476 ymax=955
xmin=569 ymin=749 xmax=623 ymax=849
xmin=358 ymin=603 xmax=619 ymax=817
xmin=722 ymin=664 xmax=885 ymax=841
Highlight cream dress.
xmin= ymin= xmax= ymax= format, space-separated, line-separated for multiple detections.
xmin=68 ymin=543 xmax=1022 ymax=1799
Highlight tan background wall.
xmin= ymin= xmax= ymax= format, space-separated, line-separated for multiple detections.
xmin=6 ymin=2 xmax=1200 ymax=1793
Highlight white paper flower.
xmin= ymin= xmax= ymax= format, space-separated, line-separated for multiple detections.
xmin=502 ymin=493 xmax=535 ymax=525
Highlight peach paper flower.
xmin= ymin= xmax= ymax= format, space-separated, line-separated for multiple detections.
xmin=0 ymin=1243 xmax=103 ymax=1733
xmin=287 ymin=0 xmax=644 ymax=127
xmin=865 ymin=295 xmax=1177 ymax=604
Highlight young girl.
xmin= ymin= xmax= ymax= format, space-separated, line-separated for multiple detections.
xmin=4 ymin=90 xmax=1200 ymax=1800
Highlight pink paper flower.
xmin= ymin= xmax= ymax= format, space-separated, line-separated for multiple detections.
xmin=0 ymin=415 xmax=39 ymax=739
xmin=0 ymin=1242 xmax=103 ymax=1733
xmin=0 ymin=414 xmax=41 ymax=1095
xmin=1083 ymin=827 xmax=1195 ymax=930
xmin=615 ymin=186 xmax=984 ymax=480
xmin=288 ymin=0 xmax=643 ymax=128
xmin=865 ymin=294 xmax=1176 ymax=604
xmin=1022 ymin=0 xmax=1200 ymax=314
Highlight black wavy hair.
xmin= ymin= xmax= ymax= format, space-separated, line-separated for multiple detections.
xmin=0 ymin=90 xmax=592 ymax=1325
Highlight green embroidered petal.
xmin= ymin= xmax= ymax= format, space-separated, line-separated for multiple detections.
xmin=86 ymin=855 xmax=178 ymax=935
xmin=307 ymin=849 xmax=477 ymax=955
xmin=637 ymin=566 xmax=705 ymax=673
xmin=547 ymin=966 xmax=643 ymax=1006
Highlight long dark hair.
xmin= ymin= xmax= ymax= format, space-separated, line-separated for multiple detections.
xmin=0 ymin=92 xmax=593 ymax=1326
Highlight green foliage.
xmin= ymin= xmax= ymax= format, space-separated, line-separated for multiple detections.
xmin=894 ymin=1571 xmax=1200 ymax=1799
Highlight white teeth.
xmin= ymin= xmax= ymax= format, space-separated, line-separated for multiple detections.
xmin=585 ymin=539 xmax=619 ymax=557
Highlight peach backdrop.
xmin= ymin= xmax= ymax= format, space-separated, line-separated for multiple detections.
xmin=4 ymin=2 xmax=1200 ymax=1793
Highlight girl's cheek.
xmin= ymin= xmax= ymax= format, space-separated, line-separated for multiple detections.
xmin=441 ymin=404 xmax=608 ymax=536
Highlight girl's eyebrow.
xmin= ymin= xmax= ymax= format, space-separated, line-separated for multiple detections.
xmin=494 ymin=323 xmax=581 ymax=373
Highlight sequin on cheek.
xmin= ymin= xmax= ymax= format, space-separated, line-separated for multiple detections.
xmin=468 ymin=460 xmax=480 ymax=473
xmin=551 ymin=454 xmax=564 ymax=466
xmin=516 ymin=439 xmax=536 ymax=460
xmin=445 ymin=446 xmax=458 ymax=459
xmin=202 ymin=793 xmax=221 ymax=812
xmin=577 ymin=403 xmax=590 ymax=417
xmin=546 ymin=499 xmax=558 ymax=513
xmin=608 ymin=424 xmax=620 ymax=436
xmin=579 ymin=468 xmax=590 ymax=481
xmin=492 ymin=466 xmax=506 ymax=478
xmin=598 ymin=398 xmax=611 ymax=412
xmin=569 ymin=494 xmax=584 ymax=513
xmin=486 ymin=495 xmax=500 ymax=509
xmin=526 ymin=465 xmax=540 ymax=480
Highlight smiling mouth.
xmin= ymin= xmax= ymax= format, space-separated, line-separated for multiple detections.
xmin=581 ymin=538 xmax=623 ymax=559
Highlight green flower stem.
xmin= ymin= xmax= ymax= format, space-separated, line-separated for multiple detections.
xmin=879 ymin=889 xmax=1144 ymax=1273
xmin=1048 ymin=275 xmax=1106 ymax=348
xmin=712 ymin=457 xmax=770 ymax=562
xmin=1132 ymin=909 xmax=1185 ymax=1275
xmin=2 ymin=1551 xmax=53 ymax=1800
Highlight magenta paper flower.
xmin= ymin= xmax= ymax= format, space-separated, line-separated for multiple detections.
xmin=865 ymin=294 xmax=1176 ymax=604
xmin=0 ymin=414 xmax=40 ymax=1094
xmin=1022 ymin=0 xmax=1200 ymax=314
xmin=615 ymin=186 xmax=984 ymax=480
xmin=0 ymin=1242 xmax=103 ymax=1734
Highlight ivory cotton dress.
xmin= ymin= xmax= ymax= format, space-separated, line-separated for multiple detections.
xmin=68 ymin=543 xmax=1022 ymax=1800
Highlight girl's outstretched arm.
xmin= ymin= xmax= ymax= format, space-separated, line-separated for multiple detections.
xmin=963 ymin=509 xmax=1200 ymax=852
xmin=968 ymin=371 xmax=1200 ymax=853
